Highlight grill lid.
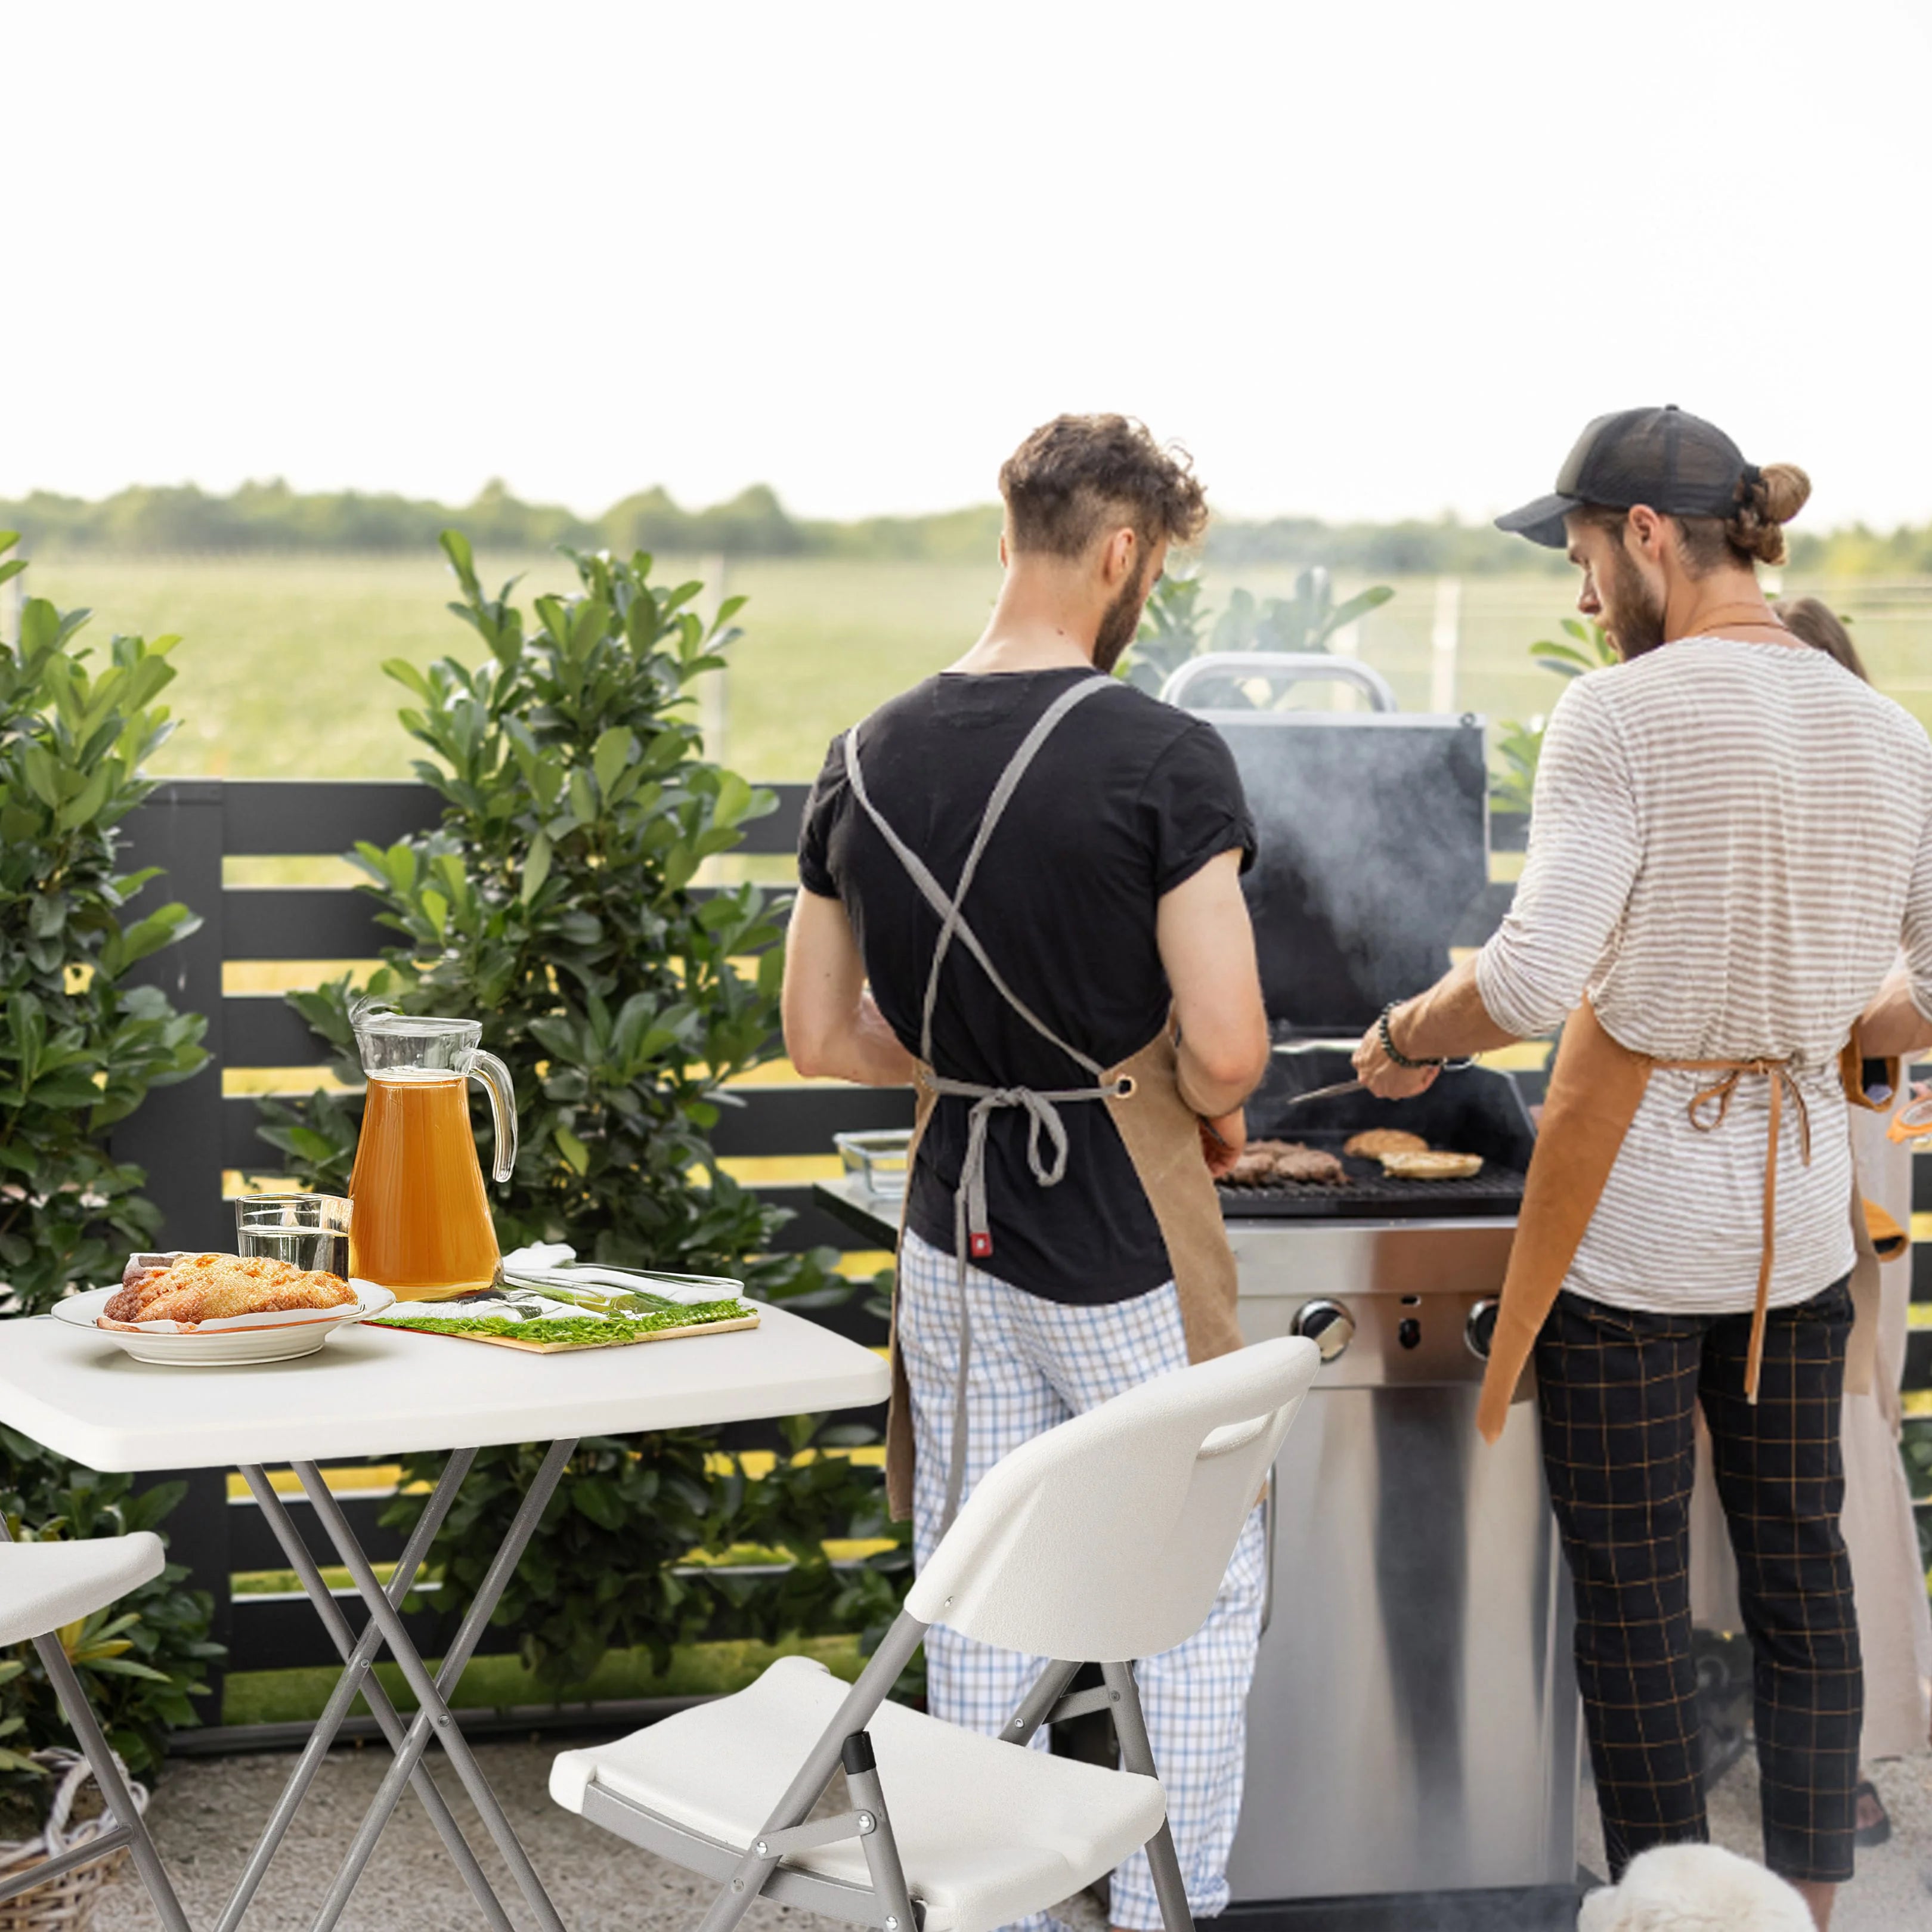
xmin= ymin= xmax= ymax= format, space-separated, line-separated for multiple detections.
xmin=1203 ymin=709 xmax=1491 ymax=1036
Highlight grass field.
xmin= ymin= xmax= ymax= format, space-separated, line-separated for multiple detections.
xmin=23 ymin=551 xmax=1932 ymax=784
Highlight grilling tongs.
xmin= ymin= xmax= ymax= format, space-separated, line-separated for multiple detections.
xmin=1284 ymin=1066 xmax=1475 ymax=1107
xmin=1283 ymin=1078 xmax=1368 ymax=1107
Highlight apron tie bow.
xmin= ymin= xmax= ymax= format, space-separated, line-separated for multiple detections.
xmin=937 ymin=1077 xmax=1112 ymax=1264
xmin=1661 ymin=1052 xmax=1815 ymax=1402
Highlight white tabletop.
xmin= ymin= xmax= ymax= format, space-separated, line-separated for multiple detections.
xmin=0 ymin=1305 xmax=891 ymax=1472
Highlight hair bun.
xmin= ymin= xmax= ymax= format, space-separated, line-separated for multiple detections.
xmin=1757 ymin=462 xmax=1811 ymax=525
xmin=1729 ymin=461 xmax=1810 ymax=565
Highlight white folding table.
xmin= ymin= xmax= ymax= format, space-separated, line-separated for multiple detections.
xmin=0 ymin=1305 xmax=890 ymax=1932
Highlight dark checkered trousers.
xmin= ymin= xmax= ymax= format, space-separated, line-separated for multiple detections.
xmin=1535 ymin=1276 xmax=1861 ymax=1885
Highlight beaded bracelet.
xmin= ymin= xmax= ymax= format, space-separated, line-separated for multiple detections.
xmin=1378 ymin=1002 xmax=1445 ymax=1070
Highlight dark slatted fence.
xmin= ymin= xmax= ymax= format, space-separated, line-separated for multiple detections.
xmin=80 ymin=782 xmax=1932 ymax=1718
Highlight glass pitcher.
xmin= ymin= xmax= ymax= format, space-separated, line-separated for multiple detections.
xmin=347 ymin=1003 xmax=518 ymax=1301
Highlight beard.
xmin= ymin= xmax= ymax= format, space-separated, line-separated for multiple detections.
xmin=1092 ymin=562 xmax=1155 ymax=673
xmin=1600 ymin=546 xmax=1667 ymax=660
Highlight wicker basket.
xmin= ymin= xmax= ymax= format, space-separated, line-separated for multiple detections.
xmin=0 ymin=1750 xmax=147 ymax=1932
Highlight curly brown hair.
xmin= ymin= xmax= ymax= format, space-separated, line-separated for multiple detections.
xmin=998 ymin=414 xmax=1208 ymax=559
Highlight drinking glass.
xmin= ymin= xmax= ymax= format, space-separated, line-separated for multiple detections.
xmin=235 ymin=1194 xmax=353 ymax=1278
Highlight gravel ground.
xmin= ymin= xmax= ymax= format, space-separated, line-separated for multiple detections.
xmin=82 ymin=1733 xmax=1932 ymax=1931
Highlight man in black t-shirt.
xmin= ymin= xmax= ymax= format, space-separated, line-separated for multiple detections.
xmin=784 ymin=416 xmax=1270 ymax=1932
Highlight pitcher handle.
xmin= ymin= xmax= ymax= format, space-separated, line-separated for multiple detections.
xmin=465 ymin=1049 xmax=520 ymax=1183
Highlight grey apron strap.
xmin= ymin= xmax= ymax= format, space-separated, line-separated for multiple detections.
xmin=844 ymin=672 xmax=1113 ymax=1077
xmin=844 ymin=672 xmax=1123 ymax=1528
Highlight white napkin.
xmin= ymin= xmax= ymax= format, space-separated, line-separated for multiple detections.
xmin=497 ymin=1243 xmax=742 ymax=1308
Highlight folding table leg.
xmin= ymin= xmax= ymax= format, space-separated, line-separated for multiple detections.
xmin=1102 ymin=1660 xmax=1195 ymax=1932
xmin=298 ymin=1438 xmax=578 ymax=1932
xmin=217 ymin=1456 xmax=513 ymax=1932
xmin=32 ymin=1628 xmax=193 ymax=1932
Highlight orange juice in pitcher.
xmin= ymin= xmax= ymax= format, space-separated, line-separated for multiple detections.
xmin=347 ymin=1005 xmax=518 ymax=1301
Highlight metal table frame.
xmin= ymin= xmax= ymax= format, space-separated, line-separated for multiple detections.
xmin=216 ymin=1439 xmax=580 ymax=1932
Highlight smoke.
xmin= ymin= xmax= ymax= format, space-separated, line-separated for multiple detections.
xmin=1215 ymin=716 xmax=1490 ymax=1033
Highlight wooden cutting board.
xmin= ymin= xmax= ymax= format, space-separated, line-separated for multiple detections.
xmin=377 ymin=1310 xmax=762 ymax=1354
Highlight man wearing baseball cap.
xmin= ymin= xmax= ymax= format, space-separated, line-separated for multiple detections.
xmin=1351 ymin=405 xmax=1932 ymax=1927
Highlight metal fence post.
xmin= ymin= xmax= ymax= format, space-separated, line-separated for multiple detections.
xmin=111 ymin=781 xmax=233 ymax=1722
xmin=112 ymin=779 xmax=228 ymax=1252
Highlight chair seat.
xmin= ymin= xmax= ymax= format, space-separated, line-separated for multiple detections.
xmin=552 ymin=1656 xmax=1165 ymax=1932
xmin=0 ymin=1533 xmax=165 ymax=1648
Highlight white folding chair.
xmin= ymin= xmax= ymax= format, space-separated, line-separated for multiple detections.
xmin=0 ymin=1527 xmax=191 ymax=1931
xmin=552 ymin=1335 xmax=1320 ymax=1932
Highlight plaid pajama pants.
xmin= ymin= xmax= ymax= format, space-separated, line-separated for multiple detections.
xmin=1536 ymin=1277 xmax=1862 ymax=1885
xmin=897 ymin=1231 xmax=1268 ymax=1932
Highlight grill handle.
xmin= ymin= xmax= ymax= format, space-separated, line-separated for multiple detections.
xmin=1159 ymin=652 xmax=1399 ymax=714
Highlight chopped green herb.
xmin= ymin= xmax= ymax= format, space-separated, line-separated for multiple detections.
xmin=370 ymin=1300 xmax=753 ymax=1346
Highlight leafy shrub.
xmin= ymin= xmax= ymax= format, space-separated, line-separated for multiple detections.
xmin=261 ymin=534 xmax=840 ymax=1301
xmin=1903 ymin=1417 xmax=1932 ymax=1578
xmin=0 ymin=535 xmax=208 ymax=1315
xmin=265 ymin=535 xmax=903 ymax=1679
xmin=0 ymin=1429 xmax=222 ymax=1822
xmin=0 ymin=537 xmax=218 ymax=1820
xmin=1489 ymin=618 xmax=1617 ymax=813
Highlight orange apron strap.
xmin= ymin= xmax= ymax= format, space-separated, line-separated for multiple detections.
xmin=1477 ymin=999 xmax=1653 ymax=1441
xmin=1103 ymin=1031 xmax=1243 ymax=1368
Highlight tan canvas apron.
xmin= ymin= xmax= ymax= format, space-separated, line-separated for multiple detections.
xmin=1474 ymin=996 xmax=1888 ymax=1442
xmin=843 ymin=676 xmax=1243 ymax=1523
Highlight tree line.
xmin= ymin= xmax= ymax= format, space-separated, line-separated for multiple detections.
xmin=1 ymin=476 xmax=1918 ymax=575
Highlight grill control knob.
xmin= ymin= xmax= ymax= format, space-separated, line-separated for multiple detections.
xmin=1465 ymin=1299 xmax=1501 ymax=1361
xmin=1290 ymin=1299 xmax=1354 ymax=1363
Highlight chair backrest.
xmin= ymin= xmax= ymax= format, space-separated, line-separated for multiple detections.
xmin=903 ymin=1336 xmax=1320 ymax=1661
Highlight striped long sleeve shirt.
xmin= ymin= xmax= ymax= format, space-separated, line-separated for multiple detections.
xmin=1475 ymin=637 xmax=1932 ymax=1314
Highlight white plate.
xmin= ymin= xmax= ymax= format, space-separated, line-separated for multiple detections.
xmin=51 ymin=1283 xmax=397 ymax=1366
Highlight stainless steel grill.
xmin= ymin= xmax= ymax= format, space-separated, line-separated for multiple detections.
xmin=1178 ymin=660 xmax=1579 ymax=1932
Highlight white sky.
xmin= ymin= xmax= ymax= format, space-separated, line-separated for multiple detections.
xmin=10 ymin=1 xmax=1931 ymax=529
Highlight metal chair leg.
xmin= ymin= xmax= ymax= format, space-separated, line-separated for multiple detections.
xmin=32 ymin=1629 xmax=193 ymax=1932
xmin=1001 ymin=1659 xmax=1081 ymax=1747
xmin=1101 ymin=1660 xmax=1194 ymax=1932
xmin=844 ymin=1731 xmax=918 ymax=1932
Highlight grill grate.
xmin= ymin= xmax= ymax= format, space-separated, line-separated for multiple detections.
xmin=1216 ymin=1134 xmax=1526 ymax=1221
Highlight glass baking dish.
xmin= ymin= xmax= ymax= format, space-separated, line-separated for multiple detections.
xmin=834 ymin=1128 xmax=913 ymax=1199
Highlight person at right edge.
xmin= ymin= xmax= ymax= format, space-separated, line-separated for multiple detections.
xmin=1349 ymin=405 xmax=1932 ymax=1931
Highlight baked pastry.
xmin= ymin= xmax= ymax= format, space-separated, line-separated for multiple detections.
xmin=1343 ymin=1128 xmax=1429 ymax=1158
xmin=1379 ymin=1150 xmax=1483 ymax=1181
xmin=104 ymin=1252 xmax=354 ymax=1326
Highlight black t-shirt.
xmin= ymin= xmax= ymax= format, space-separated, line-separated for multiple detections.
xmin=798 ymin=667 xmax=1255 ymax=1304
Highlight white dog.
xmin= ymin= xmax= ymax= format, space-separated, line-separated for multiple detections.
xmin=1577 ymin=1844 xmax=1814 ymax=1932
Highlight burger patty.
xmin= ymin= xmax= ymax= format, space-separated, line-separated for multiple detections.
xmin=1343 ymin=1128 xmax=1429 ymax=1158
xmin=1224 ymin=1140 xmax=1347 ymax=1186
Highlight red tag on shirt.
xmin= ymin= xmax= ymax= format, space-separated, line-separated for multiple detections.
xmin=969 ymin=1232 xmax=993 ymax=1259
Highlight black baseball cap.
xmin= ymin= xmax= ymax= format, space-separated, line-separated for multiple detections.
xmin=1496 ymin=405 xmax=1755 ymax=549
